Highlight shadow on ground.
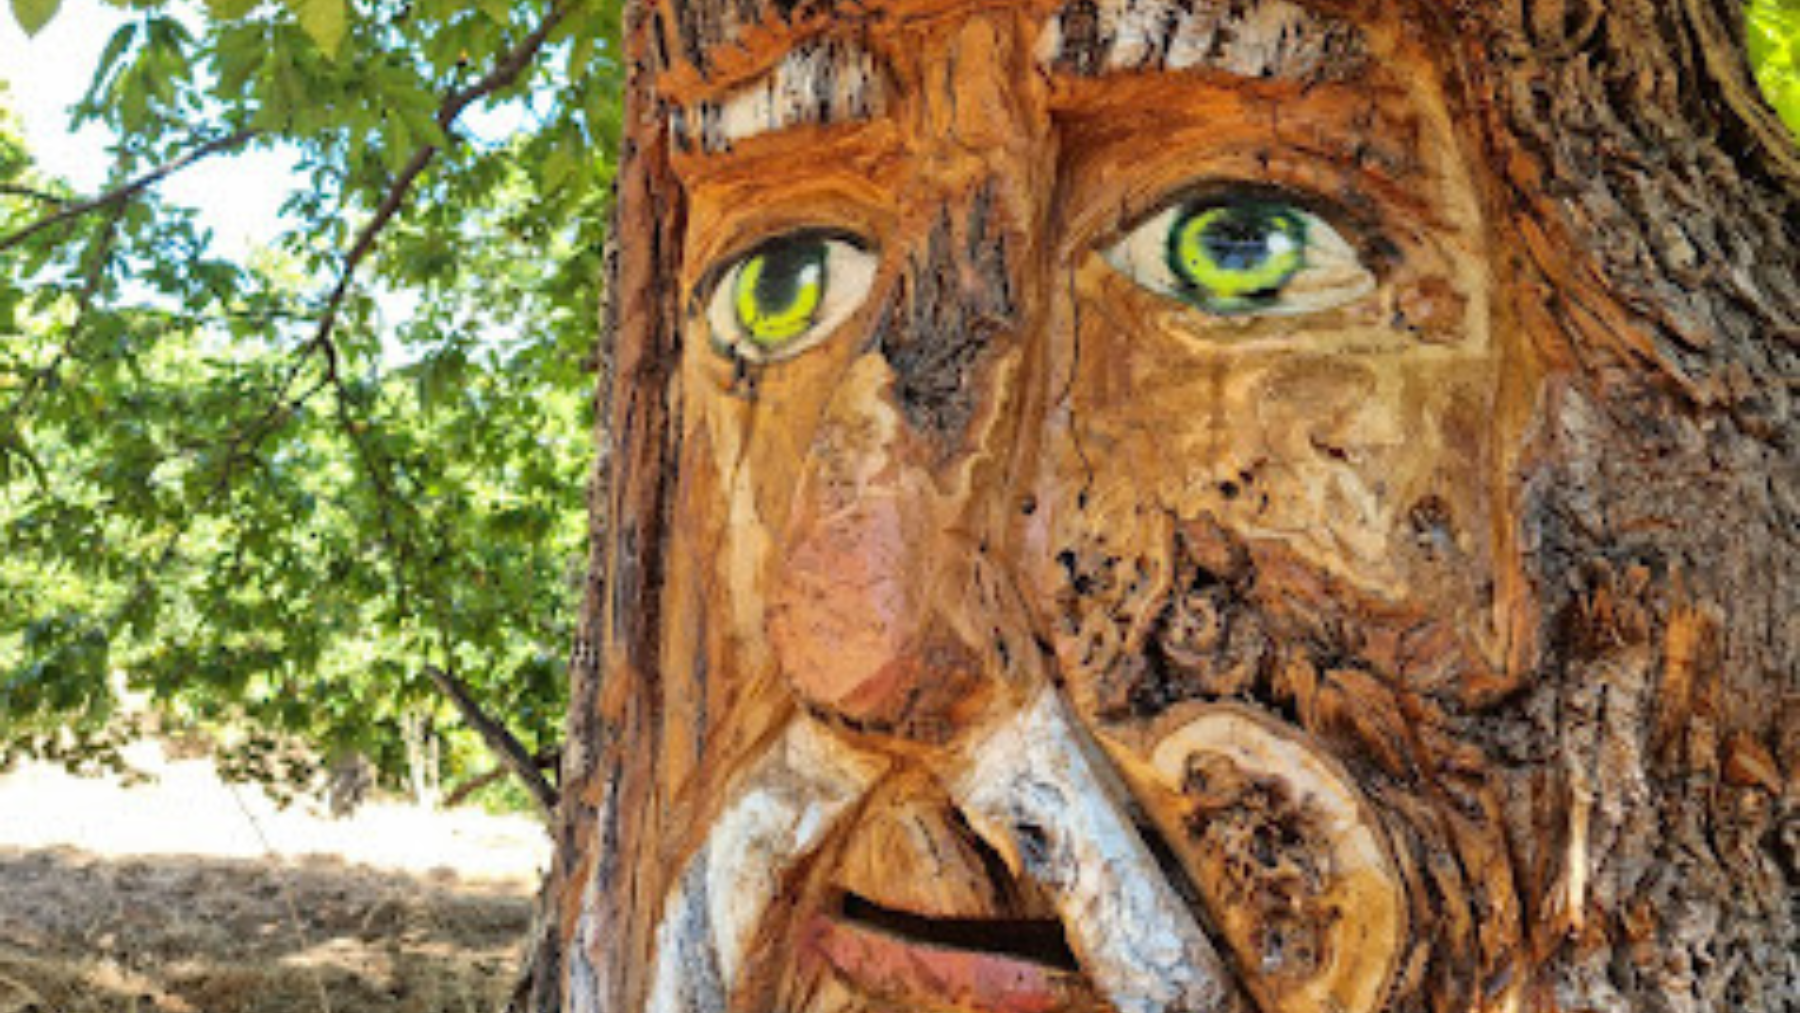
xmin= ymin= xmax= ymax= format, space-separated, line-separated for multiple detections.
xmin=0 ymin=846 xmax=534 ymax=1013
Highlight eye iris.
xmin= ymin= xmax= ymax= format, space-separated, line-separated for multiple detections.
xmin=734 ymin=240 xmax=827 ymax=346
xmin=1168 ymin=204 xmax=1306 ymax=310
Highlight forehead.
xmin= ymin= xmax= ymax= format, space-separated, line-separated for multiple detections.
xmin=649 ymin=0 xmax=1387 ymax=114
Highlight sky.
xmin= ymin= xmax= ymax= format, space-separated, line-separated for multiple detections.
xmin=0 ymin=0 xmax=296 ymax=261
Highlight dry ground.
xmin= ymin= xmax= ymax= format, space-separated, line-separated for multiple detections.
xmin=0 ymin=847 xmax=532 ymax=1013
xmin=0 ymin=745 xmax=547 ymax=1013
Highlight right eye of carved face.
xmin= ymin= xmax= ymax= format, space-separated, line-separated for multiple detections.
xmin=702 ymin=233 xmax=878 ymax=363
xmin=1103 ymin=194 xmax=1376 ymax=319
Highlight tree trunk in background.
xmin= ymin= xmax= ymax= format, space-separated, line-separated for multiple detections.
xmin=515 ymin=2 xmax=1798 ymax=1012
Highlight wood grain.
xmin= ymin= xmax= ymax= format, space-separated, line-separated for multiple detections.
xmin=514 ymin=2 xmax=1800 ymax=1012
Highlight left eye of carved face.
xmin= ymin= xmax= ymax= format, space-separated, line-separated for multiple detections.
xmin=1104 ymin=196 xmax=1375 ymax=317
xmin=703 ymin=233 xmax=878 ymax=363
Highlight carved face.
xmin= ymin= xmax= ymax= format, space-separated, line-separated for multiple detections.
xmin=645 ymin=3 xmax=1534 ymax=1012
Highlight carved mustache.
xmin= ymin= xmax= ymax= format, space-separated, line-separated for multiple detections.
xmin=1058 ymin=513 xmax=1503 ymax=730
xmin=952 ymin=688 xmax=1243 ymax=1013
xmin=644 ymin=691 xmax=1242 ymax=1013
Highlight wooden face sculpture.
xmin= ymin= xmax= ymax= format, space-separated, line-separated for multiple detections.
xmin=637 ymin=5 xmax=1518 ymax=1013
xmin=567 ymin=2 xmax=1795 ymax=1013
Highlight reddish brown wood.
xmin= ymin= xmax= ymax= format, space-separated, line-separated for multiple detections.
xmin=514 ymin=3 xmax=1798 ymax=1013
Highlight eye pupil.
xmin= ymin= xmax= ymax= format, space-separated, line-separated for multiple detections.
xmin=1202 ymin=213 xmax=1291 ymax=270
xmin=1168 ymin=203 xmax=1307 ymax=312
xmin=735 ymin=239 xmax=828 ymax=346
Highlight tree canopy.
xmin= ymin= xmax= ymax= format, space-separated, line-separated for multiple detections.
xmin=1 ymin=0 xmax=618 ymax=811
xmin=0 ymin=0 xmax=1790 ymax=811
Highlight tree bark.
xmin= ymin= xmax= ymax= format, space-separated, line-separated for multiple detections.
xmin=517 ymin=2 xmax=1798 ymax=1012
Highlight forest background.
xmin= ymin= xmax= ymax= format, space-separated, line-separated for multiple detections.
xmin=1 ymin=0 xmax=1795 ymax=815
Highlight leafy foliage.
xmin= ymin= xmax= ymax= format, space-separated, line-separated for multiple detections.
xmin=1751 ymin=0 xmax=1800 ymax=137
xmin=0 ymin=0 xmax=618 ymax=809
xmin=8 ymin=0 xmax=61 ymax=36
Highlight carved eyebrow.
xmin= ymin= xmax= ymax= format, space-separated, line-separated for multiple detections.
xmin=1038 ymin=0 xmax=1368 ymax=83
xmin=670 ymin=38 xmax=887 ymax=154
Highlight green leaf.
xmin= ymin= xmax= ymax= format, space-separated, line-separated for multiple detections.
xmin=204 ymin=0 xmax=261 ymax=19
xmin=1750 ymin=0 xmax=1800 ymax=140
xmin=9 ymin=0 xmax=62 ymax=36
xmin=284 ymin=0 xmax=347 ymax=58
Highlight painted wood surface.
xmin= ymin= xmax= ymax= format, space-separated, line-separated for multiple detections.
xmin=515 ymin=2 xmax=1799 ymax=1013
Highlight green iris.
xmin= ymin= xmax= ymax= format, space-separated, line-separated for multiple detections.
xmin=1167 ymin=203 xmax=1307 ymax=312
xmin=732 ymin=238 xmax=828 ymax=348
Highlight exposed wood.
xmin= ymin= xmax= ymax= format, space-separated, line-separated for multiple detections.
xmin=952 ymin=689 xmax=1246 ymax=1013
xmin=518 ymin=1 xmax=1800 ymax=1012
xmin=1102 ymin=702 xmax=1407 ymax=1013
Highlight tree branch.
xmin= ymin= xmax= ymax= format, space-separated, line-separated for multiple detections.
xmin=0 ymin=129 xmax=257 ymax=254
xmin=1 ymin=202 xmax=130 ymax=433
xmin=0 ymin=183 xmax=68 ymax=205
xmin=443 ymin=747 xmax=561 ymax=809
xmin=306 ymin=0 xmax=571 ymax=361
xmin=304 ymin=12 xmax=578 ymax=813
xmin=423 ymin=664 xmax=559 ymax=817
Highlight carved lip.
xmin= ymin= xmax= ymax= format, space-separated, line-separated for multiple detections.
xmin=798 ymin=892 xmax=1104 ymax=1013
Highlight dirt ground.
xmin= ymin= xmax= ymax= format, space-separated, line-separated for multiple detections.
xmin=0 ymin=745 xmax=547 ymax=1013
xmin=0 ymin=846 xmax=534 ymax=1013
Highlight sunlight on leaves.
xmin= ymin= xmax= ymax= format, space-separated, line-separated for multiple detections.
xmin=285 ymin=0 xmax=348 ymax=59
xmin=1749 ymin=0 xmax=1800 ymax=139
xmin=204 ymin=0 xmax=262 ymax=20
xmin=9 ymin=0 xmax=63 ymax=37
xmin=1 ymin=0 xmax=623 ymax=807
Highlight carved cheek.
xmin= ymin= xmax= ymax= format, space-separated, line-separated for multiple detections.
xmin=1103 ymin=705 xmax=1410 ymax=1013
xmin=1243 ymin=360 xmax=1409 ymax=583
xmin=1064 ymin=264 xmax=1502 ymax=606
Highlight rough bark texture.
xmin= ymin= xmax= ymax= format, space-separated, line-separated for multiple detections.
xmin=515 ymin=2 xmax=1798 ymax=1013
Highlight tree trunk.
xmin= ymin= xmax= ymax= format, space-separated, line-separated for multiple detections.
xmin=517 ymin=2 xmax=1798 ymax=1012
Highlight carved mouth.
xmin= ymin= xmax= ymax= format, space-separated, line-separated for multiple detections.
xmin=800 ymin=892 xmax=1095 ymax=1013
xmin=835 ymin=891 xmax=1078 ymax=970
xmin=642 ymin=696 xmax=1253 ymax=1013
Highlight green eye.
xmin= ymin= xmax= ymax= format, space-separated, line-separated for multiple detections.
xmin=1103 ymin=195 xmax=1373 ymax=321
xmin=733 ymin=240 xmax=827 ymax=347
xmin=1167 ymin=204 xmax=1306 ymax=313
xmin=704 ymin=233 xmax=878 ymax=363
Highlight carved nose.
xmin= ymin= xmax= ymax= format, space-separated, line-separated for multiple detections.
xmin=766 ymin=488 xmax=989 ymax=741
xmin=764 ymin=297 xmax=1023 ymax=741
xmin=767 ymin=178 xmax=1033 ymax=741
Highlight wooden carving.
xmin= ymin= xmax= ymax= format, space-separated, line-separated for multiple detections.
xmin=521 ymin=2 xmax=1799 ymax=1013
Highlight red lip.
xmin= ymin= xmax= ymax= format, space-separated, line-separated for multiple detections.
xmin=798 ymin=903 xmax=1104 ymax=1013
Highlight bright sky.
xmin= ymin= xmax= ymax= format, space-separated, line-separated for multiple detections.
xmin=0 ymin=0 xmax=297 ymax=261
xmin=0 ymin=741 xmax=548 ymax=882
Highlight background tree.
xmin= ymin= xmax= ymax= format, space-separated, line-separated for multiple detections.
xmin=1 ymin=0 xmax=621 ymax=812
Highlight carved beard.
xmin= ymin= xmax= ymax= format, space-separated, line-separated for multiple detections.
xmin=1052 ymin=512 xmax=1502 ymax=725
xmin=1039 ymin=510 xmax=1523 ymax=1013
xmin=642 ymin=505 xmax=1539 ymax=1013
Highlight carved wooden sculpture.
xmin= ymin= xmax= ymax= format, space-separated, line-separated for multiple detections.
xmin=520 ymin=2 xmax=1798 ymax=1012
